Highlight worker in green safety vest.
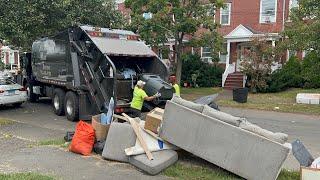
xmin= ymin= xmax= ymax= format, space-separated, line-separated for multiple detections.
xmin=170 ymin=76 xmax=180 ymax=97
xmin=130 ymin=80 xmax=161 ymax=118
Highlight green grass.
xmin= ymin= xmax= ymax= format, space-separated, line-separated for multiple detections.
xmin=181 ymin=87 xmax=222 ymax=101
xmin=277 ymin=169 xmax=300 ymax=180
xmin=0 ymin=118 xmax=14 ymax=126
xmin=218 ymin=88 xmax=320 ymax=115
xmin=163 ymin=162 xmax=299 ymax=180
xmin=0 ymin=172 xmax=54 ymax=180
xmin=163 ymin=162 xmax=241 ymax=180
xmin=38 ymin=138 xmax=66 ymax=146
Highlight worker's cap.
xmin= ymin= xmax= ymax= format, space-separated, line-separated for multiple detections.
xmin=137 ymin=80 xmax=146 ymax=86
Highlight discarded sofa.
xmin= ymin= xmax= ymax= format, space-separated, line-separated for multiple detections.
xmin=102 ymin=123 xmax=136 ymax=162
xmin=129 ymin=150 xmax=178 ymax=175
xmin=159 ymin=100 xmax=291 ymax=180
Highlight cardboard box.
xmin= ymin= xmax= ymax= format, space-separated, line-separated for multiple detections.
xmin=144 ymin=108 xmax=164 ymax=134
xmin=92 ymin=114 xmax=110 ymax=141
xmin=301 ymin=167 xmax=320 ymax=180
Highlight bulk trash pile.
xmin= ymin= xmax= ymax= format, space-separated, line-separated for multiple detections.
xmin=68 ymin=96 xmax=292 ymax=179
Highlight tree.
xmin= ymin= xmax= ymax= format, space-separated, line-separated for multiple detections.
xmin=284 ymin=0 xmax=320 ymax=54
xmin=0 ymin=0 xmax=124 ymax=50
xmin=240 ymin=37 xmax=281 ymax=92
xmin=125 ymin=0 xmax=224 ymax=84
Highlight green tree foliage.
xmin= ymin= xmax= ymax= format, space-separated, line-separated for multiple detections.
xmin=125 ymin=0 xmax=224 ymax=84
xmin=266 ymin=52 xmax=320 ymax=92
xmin=301 ymin=51 xmax=320 ymax=88
xmin=267 ymin=56 xmax=304 ymax=92
xmin=284 ymin=0 xmax=320 ymax=54
xmin=0 ymin=0 xmax=124 ymax=50
xmin=181 ymin=53 xmax=223 ymax=87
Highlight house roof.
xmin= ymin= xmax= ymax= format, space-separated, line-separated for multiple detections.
xmin=224 ymin=24 xmax=280 ymax=41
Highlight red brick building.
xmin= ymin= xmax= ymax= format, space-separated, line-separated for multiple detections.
xmin=215 ymin=0 xmax=301 ymax=88
xmin=116 ymin=0 xmax=300 ymax=88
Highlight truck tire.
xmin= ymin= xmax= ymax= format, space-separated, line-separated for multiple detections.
xmin=53 ymin=88 xmax=65 ymax=116
xmin=64 ymin=91 xmax=79 ymax=122
xmin=26 ymin=83 xmax=38 ymax=102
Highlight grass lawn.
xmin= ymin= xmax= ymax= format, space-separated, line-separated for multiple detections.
xmin=0 ymin=172 xmax=54 ymax=180
xmin=37 ymin=138 xmax=68 ymax=148
xmin=163 ymin=162 xmax=299 ymax=180
xmin=181 ymin=87 xmax=222 ymax=101
xmin=0 ymin=118 xmax=14 ymax=126
xmin=217 ymin=88 xmax=320 ymax=115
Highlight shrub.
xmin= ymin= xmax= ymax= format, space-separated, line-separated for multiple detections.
xmin=301 ymin=51 xmax=320 ymax=88
xmin=181 ymin=53 xmax=223 ymax=87
xmin=267 ymin=56 xmax=304 ymax=92
xmin=239 ymin=37 xmax=280 ymax=92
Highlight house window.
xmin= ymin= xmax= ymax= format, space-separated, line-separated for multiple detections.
xmin=220 ymin=3 xmax=231 ymax=25
xmin=260 ymin=0 xmax=277 ymax=23
xmin=201 ymin=47 xmax=212 ymax=63
xmin=143 ymin=12 xmax=153 ymax=19
xmin=288 ymin=50 xmax=297 ymax=60
xmin=219 ymin=43 xmax=227 ymax=63
xmin=290 ymin=0 xmax=299 ymax=10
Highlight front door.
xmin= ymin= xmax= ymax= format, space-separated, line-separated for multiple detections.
xmin=236 ymin=43 xmax=253 ymax=71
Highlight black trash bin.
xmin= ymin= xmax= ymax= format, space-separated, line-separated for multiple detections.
xmin=233 ymin=88 xmax=248 ymax=103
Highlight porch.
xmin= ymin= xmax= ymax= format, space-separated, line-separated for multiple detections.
xmin=222 ymin=24 xmax=280 ymax=89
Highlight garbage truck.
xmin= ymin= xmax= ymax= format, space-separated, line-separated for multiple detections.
xmin=22 ymin=25 xmax=173 ymax=121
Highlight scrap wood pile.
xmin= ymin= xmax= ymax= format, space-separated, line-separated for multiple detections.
xmin=68 ymin=96 xmax=293 ymax=179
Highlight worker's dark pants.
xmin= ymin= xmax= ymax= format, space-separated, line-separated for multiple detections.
xmin=129 ymin=108 xmax=141 ymax=118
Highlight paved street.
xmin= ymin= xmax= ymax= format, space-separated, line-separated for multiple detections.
xmin=0 ymin=99 xmax=319 ymax=179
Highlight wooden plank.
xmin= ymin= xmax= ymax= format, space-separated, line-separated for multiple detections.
xmin=122 ymin=113 xmax=154 ymax=160
xmin=113 ymin=114 xmax=129 ymax=122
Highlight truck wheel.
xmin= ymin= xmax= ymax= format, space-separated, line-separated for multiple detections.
xmin=26 ymin=83 xmax=38 ymax=102
xmin=53 ymin=88 xmax=65 ymax=116
xmin=64 ymin=91 xmax=79 ymax=122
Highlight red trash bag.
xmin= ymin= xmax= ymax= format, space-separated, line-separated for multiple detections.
xmin=69 ymin=121 xmax=95 ymax=156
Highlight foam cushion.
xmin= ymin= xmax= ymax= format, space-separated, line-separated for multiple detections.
xmin=239 ymin=120 xmax=288 ymax=144
xmin=129 ymin=150 xmax=178 ymax=175
xmin=171 ymin=96 xmax=204 ymax=112
xmin=202 ymin=105 xmax=243 ymax=127
xmin=102 ymin=123 xmax=136 ymax=162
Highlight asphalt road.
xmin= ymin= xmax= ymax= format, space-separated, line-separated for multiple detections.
xmin=0 ymin=99 xmax=319 ymax=179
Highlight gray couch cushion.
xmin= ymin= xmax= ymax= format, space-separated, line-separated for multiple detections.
xmin=129 ymin=150 xmax=178 ymax=175
xmin=202 ymin=105 xmax=242 ymax=127
xmin=239 ymin=120 xmax=288 ymax=144
xmin=102 ymin=122 xmax=136 ymax=162
xmin=171 ymin=96 xmax=204 ymax=112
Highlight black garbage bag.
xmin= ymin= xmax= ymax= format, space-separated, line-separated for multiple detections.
xmin=94 ymin=140 xmax=106 ymax=155
xmin=64 ymin=131 xmax=75 ymax=142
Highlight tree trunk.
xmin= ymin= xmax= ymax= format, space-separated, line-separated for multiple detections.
xmin=176 ymin=50 xmax=182 ymax=85
xmin=175 ymin=33 xmax=184 ymax=85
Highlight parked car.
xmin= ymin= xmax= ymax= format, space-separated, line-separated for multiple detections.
xmin=0 ymin=78 xmax=27 ymax=107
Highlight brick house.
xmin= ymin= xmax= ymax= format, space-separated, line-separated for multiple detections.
xmin=116 ymin=0 xmax=300 ymax=88
xmin=216 ymin=0 xmax=301 ymax=89
xmin=0 ymin=44 xmax=20 ymax=70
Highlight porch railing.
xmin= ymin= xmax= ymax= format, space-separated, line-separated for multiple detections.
xmin=222 ymin=62 xmax=235 ymax=87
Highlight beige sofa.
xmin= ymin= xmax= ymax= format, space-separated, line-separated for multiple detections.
xmin=159 ymin=100 xmax=291 ymax=180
